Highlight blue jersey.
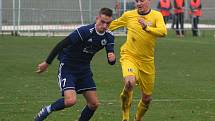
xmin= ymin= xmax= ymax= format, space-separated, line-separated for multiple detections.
xmin=57 ymin=24 xmax=114 ymax=66
xmin=44 ymin=24 xmax=115 ymax=94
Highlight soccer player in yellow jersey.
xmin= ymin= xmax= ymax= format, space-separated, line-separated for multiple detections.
xmin=109 ymin=0 xmax=167 ymax=121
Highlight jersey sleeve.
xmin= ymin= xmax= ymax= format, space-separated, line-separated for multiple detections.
xmin=144 ymin=12 xmax=167 ymax=37
xmin=45 ymin=29 xmax=83 ymax=64
xmin=108 ymin=12 xmax=128 ymax=31
xmin=105 ymin=33 xmax=115 ymax=53
xmin=105 ymin=32 xmax=115 ymax=65
xmin=45 ymin=36 xmax=71 ymax=64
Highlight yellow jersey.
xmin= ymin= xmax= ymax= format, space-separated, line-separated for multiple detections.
xmin=109 ymin=9 xmax=167 ymax=74
xmin=109 ymin=9 xmax=167 ymax=63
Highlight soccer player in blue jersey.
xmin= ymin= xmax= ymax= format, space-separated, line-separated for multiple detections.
xmin=34 ymin=8 xmax=115 ymax=121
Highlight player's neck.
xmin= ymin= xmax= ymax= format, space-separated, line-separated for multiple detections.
xmin=138 ymin=9 xmax=151 ymax=15
xmin=95 ymin=24 xmax=105 ymax=36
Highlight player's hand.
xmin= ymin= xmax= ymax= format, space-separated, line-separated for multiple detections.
xmin=36 ymin=61 xmax=49 ymax=73
xmin=108 ymin=52 xmax=115 ymax=62
xmin=138 ymin=17 xmax=147 ymax=30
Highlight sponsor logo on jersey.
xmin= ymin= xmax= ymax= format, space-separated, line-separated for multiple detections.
xmin=88 ymin=38 xmax=92 ymax=42
xmin=101 ymin=39 xmax=107 ymax=46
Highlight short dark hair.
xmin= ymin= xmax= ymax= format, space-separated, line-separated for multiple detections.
xmin=99 ymin=8 xmax=113 ymax=17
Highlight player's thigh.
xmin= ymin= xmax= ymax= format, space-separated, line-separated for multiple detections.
xmin=83 ymin=90 xmax=99 ymax=109
xmin=83 ymin=91 xmax=98 ymax=104
xmin=138 ymin=71 xmax=155 ymax=96
xmin=64 ymin=90 xmax=77 ymax=99
xmin=121 ymin=59 xmax=138 ymax=82
xmin=121 ymin=60 xmax=138 ymax=89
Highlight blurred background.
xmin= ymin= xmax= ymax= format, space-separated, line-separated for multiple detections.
xmin=0 ymin=0 xmax=214 ymax=36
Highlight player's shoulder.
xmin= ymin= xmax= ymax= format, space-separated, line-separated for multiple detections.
xmin=105 ymin=30 xmax=114 ymax=42
xmin=106 ymin=30 xmax=114 ymax=36
xmin=123 ymin=9 xmax=137 ymax=16
xmin=77 ymin=24 xmax=94 ymax=30
xmin=76 ymin=24 xmax=95 ymax=34
xmin=151 ymin=9 xmax=163 ymax=16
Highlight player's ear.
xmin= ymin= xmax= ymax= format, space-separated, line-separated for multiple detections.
xmin=96 ymin=16 xmax=100 ymax=23
xmin=96 ymin=16 xmax=99 ymax=20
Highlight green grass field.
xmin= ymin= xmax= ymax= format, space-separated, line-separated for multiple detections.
xmin=0 ymin=30 xmax=215 ymax=121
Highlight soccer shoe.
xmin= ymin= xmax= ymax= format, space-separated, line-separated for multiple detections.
xmin=34 ymin=107 xmax=49 ymax=121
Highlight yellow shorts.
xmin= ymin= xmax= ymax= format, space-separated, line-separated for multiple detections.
xmin=121 ymin=59 xmax=155 ymax=95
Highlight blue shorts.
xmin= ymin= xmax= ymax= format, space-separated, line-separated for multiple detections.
xmin=58 ymin=63 xmax=96 ymax=96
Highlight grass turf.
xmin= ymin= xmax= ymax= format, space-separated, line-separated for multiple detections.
xmin=0 ymin=30 xmax=215 ymax=121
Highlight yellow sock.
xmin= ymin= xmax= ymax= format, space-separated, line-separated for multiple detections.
xmin=120 ymin=89 xmax=133 ymax=121
xmin=135 ymin=100 xmax=150 ymax=121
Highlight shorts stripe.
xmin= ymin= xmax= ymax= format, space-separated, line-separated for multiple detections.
xmin=58 ymin=63 xmax=64 ymax=91
xmin=63 ymin=87 xmax=75 ymax=91
xmin=76 ymin=87 xmax=96 ymax=93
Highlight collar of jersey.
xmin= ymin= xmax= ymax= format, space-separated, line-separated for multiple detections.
xmin=95 ymin=24 xmax=105 ymax=36
xmin=137 ymin=9 xmax=151 ymax=16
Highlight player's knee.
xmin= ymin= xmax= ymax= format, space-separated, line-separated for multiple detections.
xmin=124 ymin=76 xmax=136 ymax=91
xmin=120 ymin=92 xmax=127 ymax=101
xmin=141 ymin=95 xmax=152 ymax=104
xmin=64 ymin=98 xmax=76 ymax=107
xmin=88 ymin=101 xmax=100 ymax=110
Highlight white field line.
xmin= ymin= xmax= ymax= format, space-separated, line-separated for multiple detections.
xmin=0 ymin=98 xmax=215 ymax=105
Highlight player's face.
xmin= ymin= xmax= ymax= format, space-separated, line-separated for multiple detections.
xmin=96 ymin=14 xmax=112 ymax=33
xmin=135 ymin=0 xmax=151 ymax=14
